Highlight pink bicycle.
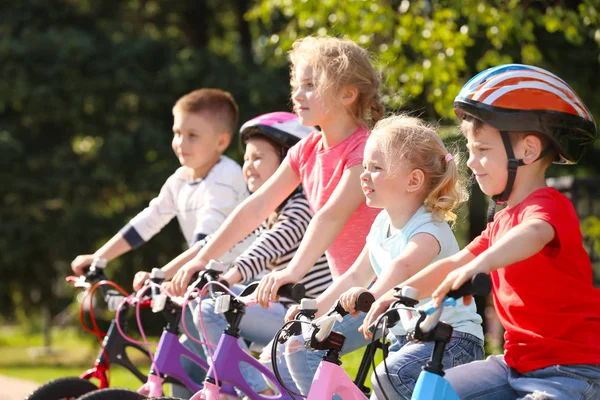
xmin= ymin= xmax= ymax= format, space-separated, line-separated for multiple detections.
xmin=274 ymin=293 xmax=376 ymax=399
xmin=80 ymin=267 xmax=306 ymax=400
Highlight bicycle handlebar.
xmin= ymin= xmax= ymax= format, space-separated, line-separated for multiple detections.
xmin=371 ymin=273 xmax=492 ymax=336
xmin=240 ymin=281 xmax=306 ymax=302
xmin=277 ymin=283 xmax=306 ymax=302
xmin=201 ymin=270 xmax=230 ymax=298
xmin=446 ymin=273 xmax=492 ymax=299
xmin=287 ymin=291 xmax=374 ymax=349
xmin=67 ymin=261 xmax=110 ymax=295
xmin=418 ymin=273 xmax=491 ymax=335
xmin=334 ymin=291 xmax=375 ymax=318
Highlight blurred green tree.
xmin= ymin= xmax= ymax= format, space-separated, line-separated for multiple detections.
xmin=0 ymin=0 xmax=292 ymax=322
xmin=2 ymin=0 xmax=600 ymax=325
xmin=247 ymin=0 xmax=600 ymax=250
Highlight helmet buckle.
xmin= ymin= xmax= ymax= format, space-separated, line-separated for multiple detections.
xmin=507 ymin=158 xmax=519 ymax=171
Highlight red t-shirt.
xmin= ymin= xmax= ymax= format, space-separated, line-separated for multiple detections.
xmin=288 ymin=126 xmax=379 ymax=278
xmin=467 ymin=187 xmax=600 ymax=373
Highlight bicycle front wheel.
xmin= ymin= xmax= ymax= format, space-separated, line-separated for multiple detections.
xmin=26 ymin=377 xmax=98 ymax=400
xmin=79 ymin=388 xmax=146 ymax=400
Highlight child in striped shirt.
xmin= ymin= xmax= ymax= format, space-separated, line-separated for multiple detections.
xmin=142 ymin=112 xmax=332 ymax=397
xmin=194 ymin=112 xmax=333 ymax=397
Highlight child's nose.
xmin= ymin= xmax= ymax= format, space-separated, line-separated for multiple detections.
xmin=360 ymin=169 xmax=369 ymax=181
xmin=292 ymin=87 xmax=304 ymax=102
xmin=244 ymin=161 xmax=255 ymax=173
xmin=466 ymin=152 xmax=477 ymax=170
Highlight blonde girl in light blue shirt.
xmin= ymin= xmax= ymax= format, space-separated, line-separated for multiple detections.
xmin=285 ymin=115 xmax=484 ymax=399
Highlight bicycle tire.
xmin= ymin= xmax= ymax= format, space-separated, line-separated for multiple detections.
xmin=78 ymin=388 xmax=146 ymax=400
xmin=147 ymin=398 xmax=184 ymax=400
xmin=26 ymin=376 xmax=98 ymax=400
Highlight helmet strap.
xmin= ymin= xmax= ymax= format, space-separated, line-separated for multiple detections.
xmin=486 ymin=131 xmax=525 ymax=222
xmin=536 ymin=145 xmax=553 ymax=162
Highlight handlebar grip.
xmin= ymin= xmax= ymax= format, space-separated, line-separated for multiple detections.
xmin=217 ymin=279 xmax=229 ymax=289
xmin=334 ymin=291 xmax=375 ymax=317
xmin=191 ymin=269 xmax=222 ymax=289
xmin=277 ymin=283 xmax=305 ymax=302
xmin=355 ymin=291 xmax=375 ymax=313
xmin=446 ymin=273 xmax=492 ymax=299
xmin=83 ymin=266 xmax=107 ymax=283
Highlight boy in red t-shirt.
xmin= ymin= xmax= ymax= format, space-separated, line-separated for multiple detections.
xmin=361 ymin=64 xmax=600 ymax=399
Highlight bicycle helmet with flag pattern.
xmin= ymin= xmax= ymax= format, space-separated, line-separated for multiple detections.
xmin=454 ymin=64 xmax=597 ymax=221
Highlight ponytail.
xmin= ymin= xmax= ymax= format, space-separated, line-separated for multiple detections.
xmin=370 ymin=95 xmax=385 ymax=125
xmin=423 ymin=151 xmax=467 ymax=224
xmin=370 ymin=115 xmax=468 ymax=224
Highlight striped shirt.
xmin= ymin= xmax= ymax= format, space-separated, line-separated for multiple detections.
xmin=231 ymin=191 xmax=332 ymax=305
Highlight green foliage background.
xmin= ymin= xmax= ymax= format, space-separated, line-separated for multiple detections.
xmin=1 ymin=0 xmax=599 ymax=322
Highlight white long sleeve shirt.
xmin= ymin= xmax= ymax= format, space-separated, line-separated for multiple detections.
xmin=120 ymin=156 xmax=248 ymax=248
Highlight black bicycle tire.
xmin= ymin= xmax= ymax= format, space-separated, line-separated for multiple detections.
xmin=26 ymin=376 xmax=98 ymax=400
xmin=147 ymin=397 xmax=185 ymax=400
xmin=78 ymin=388 xmax=147 ymax=400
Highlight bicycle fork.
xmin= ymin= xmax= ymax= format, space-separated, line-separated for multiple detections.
xmin=81 ymin=319 xmax=149 ymax=388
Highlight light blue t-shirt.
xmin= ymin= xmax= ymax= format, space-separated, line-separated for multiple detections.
xmin=367 ymin=206 xmax=483 ymax=339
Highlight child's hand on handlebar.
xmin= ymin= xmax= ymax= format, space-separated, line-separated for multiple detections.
xmin=71 ymin=254 xmax=95 ymax=275
xmin=340 ymin=288 xmax=371 ymax=317
xmin=171 ymin=258 xmax=209 ymax=296
xmin=432 ymin=262 xmax=486 ymax=307
xmin=160 ymin=280 xmax=175 ymax=294
xmin=285 ymin=304 xmax=300 ymax=322
xmin=255 ymin=269 xmax=298 ymax=309
xmin=133 ymin=271 xmax=151 ymax=291
xmin=359 ymin=290 xmax=396 ymax=339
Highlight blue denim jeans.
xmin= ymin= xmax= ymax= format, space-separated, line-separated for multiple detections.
xmin=193 ymin=284 xmax=297 ymax=394
xmin=444 ymin=354 xmax=600 ymax=400
xmin=370 ymin=330 xmax=484 ymax=400
xmin=171 ymin=302 xmax=207 ymax=399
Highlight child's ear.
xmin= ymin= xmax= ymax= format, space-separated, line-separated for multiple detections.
xmin=521 ymin=134 xmax=543 ymax=165
xmin=217 ymin=132 xmax=231 ymax=152
xmin=340 ymin=85 xmax=359 ymax=106
xmin=407 ymin=169 xmax=425 ymax=193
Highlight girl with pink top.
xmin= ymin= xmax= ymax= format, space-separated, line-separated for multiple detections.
xmin=170 ymin=35 xmax=383 ymax=296
xmin=168 ymin=35 xmax=383 ymax=395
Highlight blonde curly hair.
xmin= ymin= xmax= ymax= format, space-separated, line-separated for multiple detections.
xmin=288 ymin=36 xmax=384 ymax=127
xmin=369 ymin=115 xmax=468 ymax=223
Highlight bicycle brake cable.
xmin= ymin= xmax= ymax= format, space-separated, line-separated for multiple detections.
xmin=371 ymin=309 xmax=410 ymax=400
xmin=272 ymin=320 xmax=309 ymax=399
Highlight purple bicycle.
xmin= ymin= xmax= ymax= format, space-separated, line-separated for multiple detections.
xmin=187 ymin=280 xmax=306 ymax=400
xmin=77 ymin=268 xmax=228 ymax=400
xmin=79 ymin=269 xmax=305 ymax=400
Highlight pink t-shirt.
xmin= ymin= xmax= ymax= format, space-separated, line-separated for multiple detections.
xmin=288 ymin=126 xmax=380 ymax=278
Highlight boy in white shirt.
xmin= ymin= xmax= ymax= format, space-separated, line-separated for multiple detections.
xmin=71 ymin=88 xmax=247 ymax=273
xmin=70 ymin=88 xmax=248 ymax=398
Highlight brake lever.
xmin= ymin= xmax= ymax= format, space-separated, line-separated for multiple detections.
xmin=68 ymin=275 xmax=91 ymax=289
xmin=106 ymin=290 xmax=127 ymax=312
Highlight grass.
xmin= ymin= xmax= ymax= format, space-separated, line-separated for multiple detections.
xmin=0 ymin=366 xmax=146 ymax=391
xmin=0 ymin=324 xmax=386 ymax=394
xmin=0 ymin=325 xmax=152 ymax=391
xmin=341 ymin=344 xmax=384 ymax=389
